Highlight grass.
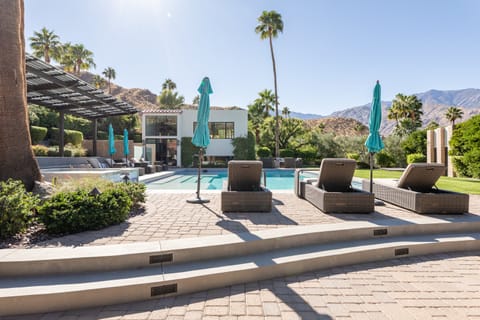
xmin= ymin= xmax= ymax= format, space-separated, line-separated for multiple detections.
xmin=354 ymin=169 xmax=480 ymax=195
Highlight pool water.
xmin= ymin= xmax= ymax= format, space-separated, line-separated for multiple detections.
xmin=146 ymin=169 xmax=319 ymax=191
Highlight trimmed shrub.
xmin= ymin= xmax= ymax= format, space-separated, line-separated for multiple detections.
xmin=376 ymin=151 xmax=395 ymax=168
xmin=0 ymin=179 xmax=39 ymax=239
xmin=181 ymin=137 xmax=200 ymax=167
xmin=32 ymin=145 xmax=49 ymax=156
xmin=116 ymin=182 xmax=146 ymax=208
xmin=346 ymin=153 xmax=360 ymax=161
xmin=257 ymin=147 xmax=271 ymax=158
xmin=232 ymin=132 xmax=256 ymax=160
xmin=38 ymin=188 xmax=132 ymax=235
xmin=49 ymin=128 xmax=84 ymax=146
xmin=407 ymin=153 xmax=426 ymax=164
xmin=279 ymin=149 xmax=295 ymax=158
xmin=97 ymin=130 xmax=108 ymax=140
xmin=30 ymin=126 xmax=48 ymax=144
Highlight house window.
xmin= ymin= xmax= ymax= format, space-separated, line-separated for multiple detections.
xmin=193 ymin=122 xmax=235 ymax=139
xmin=145 ymin=115 xmax=177 ymax=136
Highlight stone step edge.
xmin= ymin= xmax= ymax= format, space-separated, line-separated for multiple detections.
xmin=1 ymin=217 xmax=479 ymax=277
xmin=1 ymin=233 xmax=478 ymax=316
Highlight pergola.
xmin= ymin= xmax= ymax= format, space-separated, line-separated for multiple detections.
xmin=25 ymin=53 xmax=138 ymax=156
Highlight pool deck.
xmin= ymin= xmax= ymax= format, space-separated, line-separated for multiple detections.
xmin=2 ymin=188 xmax=480 ymax=319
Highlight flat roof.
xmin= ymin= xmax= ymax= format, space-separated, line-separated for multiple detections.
xmin=26 ymin=53 xmax=137 ymax=119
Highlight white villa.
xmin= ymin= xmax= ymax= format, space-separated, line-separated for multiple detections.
xmin=141 ymin=106 xmax=248 ymax=167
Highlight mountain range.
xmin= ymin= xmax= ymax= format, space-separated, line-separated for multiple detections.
xmin=79 ymin=73 xmax=479 ymax=136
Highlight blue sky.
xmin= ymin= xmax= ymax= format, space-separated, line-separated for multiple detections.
xmin=25 ymin=0 xmax=480 ymax=115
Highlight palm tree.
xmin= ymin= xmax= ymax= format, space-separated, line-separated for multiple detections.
xmin=157 ymin=90 xmax=185 ymax=109
xmin=29 ymin=27 xmax=60 ymax=63
xmin=388 ymin=93 xmax=423 ymax=136
xmin=192 ymin=95 xmax=200 ymax=105
xmin=255 ymin=10 xmax=284 ymax=159
xmin=162 ymin=79 xmax=177 ymax=91
xmin=0 ymin=0 xmax=42 ymax=190
xmin=92 ymin=75 xmax=106 ymax=89
xmin=282 ymin=106 xmax=290 ymax=118
xmin=248 ymin=101 xmax=265 ymax=144
xmin=69 ymin=44 xmax=96 ymax=74
xmin=102 ymin=67 xmax=116 ymax=94
xmin=255 ymin=89 xmax=275 ymax=118
xmin=445 ymin=106 xmax=464 ymax=127
xmin=57 ymin=42 xmax=75 ymax=72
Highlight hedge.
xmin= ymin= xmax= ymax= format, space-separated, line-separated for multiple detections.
xmin=30 ymin=126 xmax=48 ymax=144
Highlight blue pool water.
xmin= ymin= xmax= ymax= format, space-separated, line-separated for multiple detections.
xmin=146 ymin=169 xmax=319 ymax=191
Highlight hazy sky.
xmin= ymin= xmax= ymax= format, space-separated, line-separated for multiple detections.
xmin=24 ymin=0 xmax=480 ymax=115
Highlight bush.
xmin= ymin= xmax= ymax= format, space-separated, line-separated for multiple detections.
xmin=32 ymin=145 xmax=49 ymax=156
xmin=376 ymin=151 xmax=395 ymax=167
xmin=407 ymin=153 xmax=426 ymax=164
xmin=38 ymin=188 xmax=132 ymax=235
xmin=346 ymin=153 xmax=360 ymax=161
xmin=279 ymin=149 xmax=295 ymax=157
xmin=47 ymin=148 xmax=73 ymax=157
xmin=30 ymin=126 xmax=48 ymax=144
xmin=181 ymin=137 xmax=200 ymax=167
xmin=452 ymin=156 xmax=469 ymax=177
xmin=49 ymin=128 xmax=84 ymax=146
xmin=257 ymin=147 xmax=271 ymax=158
xmin=232 ymin=132 xmax=255 ymax=160
xmin=0 ymin=179 xmax=39 ymax=239
xmin=115 ymin=182 xmax=146 ymax=208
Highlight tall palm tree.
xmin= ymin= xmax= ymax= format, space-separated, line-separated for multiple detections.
xmin=255 ymin=89 xmax=275 ymax=118
xmin=92 ymin=75 xmax=106 ymax=89
xmin=102 ymin=67 xmax=116 ymax=94
xmin=0 ymin=0 xmax=42 ymax=190
xmin=57 ymin=42 xmax=75 ymax=72
xmin=445 ymin=106 xmax=464 ymax=127
xmin=29 ymin=27 xmax=60 ymax=64
xmin=69 ymin=44 xmax=96 ymax=74
xmin=388 ymin=93 xmax=423 ymax=136
xmin=282 ymin=106 xmax=290 ymax=118
xmin=162 ymin=79 xmax=177 ymax=91
xmin=248 ymin=101 xmax=265 ymax=144
xmin=157 ymin=90 xmax=185 ymax=109
xmin=255 ymin=10 xmax=283 ymax=159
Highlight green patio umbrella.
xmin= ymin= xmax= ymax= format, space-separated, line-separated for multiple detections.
xmin=108 ymin=123 xmax=116 ymax=164
xmin=123 ymin=128 xmax=129 ymax=164
xmin=364 ymin=81 xmax=385 ymax=194
xmin=187 ymin=77 xmax=213 ymax=204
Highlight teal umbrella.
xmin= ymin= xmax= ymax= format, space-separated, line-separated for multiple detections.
xmin=365 ymin=81 xmax=384 ymax=193
xmin=108 ymin=123 xmax=116 ymax=163
xmin=188 ymin=77 xmax=213 ymax=204
xmin=123 ymin=128 xmax=129 ymax=164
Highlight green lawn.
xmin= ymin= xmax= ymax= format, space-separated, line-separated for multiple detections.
xmin=354 ymin=169 xmax=480 ymax=195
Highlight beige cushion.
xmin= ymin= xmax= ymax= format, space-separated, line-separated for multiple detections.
xmin=315 ymin=158 xmax=356 ymax=192
xmin=227 ymin=160 xmax=263 ymax=191
xmin=397 ymin=163 xmax=445 ymax=191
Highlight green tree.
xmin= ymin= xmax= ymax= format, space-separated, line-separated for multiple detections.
xmin=92 ymin=75 xmax=106 ymax=89
xmin=388 ymin=93 xmax=423 ymax=137
xmin=69 ymin=43 xmax=96 ymax=74
xmin=282 ymin=106 xmax=290 ymax=118
xmin=248 ymin=101 xmax=265 ymax=145
xmin=445 ymin=106 xmax=464 ymax=127
xmin=102 ymin=67 xmax=116 ymax=94
xmin=29 ymin=27 xmax=61 ymax=63
xmin=157 ymin=90 xmax=185 ymax=108
xmin=255 ymin=10 xmax=283 ymax=159
xmin=401 ymin=129 xmax=427 ymax=156
xmin=255 ymin=89 xmax=275 ymax=117
xmin=57 ymin=42 xmax=75 ymax=72
xmin=425 ymin=121 xmax=440 ymax=131
xmin=192 ymin=95 xmax=200 ymax=105
xmin=162 ymin=79 xmax=177 ymax=91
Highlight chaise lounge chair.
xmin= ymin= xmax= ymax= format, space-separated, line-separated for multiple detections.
xmin=221 ymin=160 xmax=272 ymax=212
xmin=296 ymin=158 xmax=374 ymax=213
xmin=361 ymin=163 xmax=469 ymax=214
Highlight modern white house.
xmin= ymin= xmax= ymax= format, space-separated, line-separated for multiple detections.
xmin=141 ymin=105 xmax=248 ymax=167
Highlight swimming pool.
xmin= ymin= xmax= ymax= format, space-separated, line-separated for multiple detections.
xmin=146 ymin=169 xmax=319 ymax=191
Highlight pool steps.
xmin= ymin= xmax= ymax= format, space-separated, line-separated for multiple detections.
xmin=1 ymin=216 xmax=480 ymax=316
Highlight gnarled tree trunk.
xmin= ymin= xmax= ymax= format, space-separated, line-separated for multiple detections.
xmin=0 ymin=0 xmax=42 ymax=190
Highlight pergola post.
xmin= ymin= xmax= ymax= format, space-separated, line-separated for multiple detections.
xmin=92 ymin=118 xmax=98 ymax=156
xmin=59 ymin=110 xmax=65 ymax=157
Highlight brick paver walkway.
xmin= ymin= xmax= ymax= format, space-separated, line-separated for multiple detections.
xmin=2 ymin=192 xmax=480 ymax=319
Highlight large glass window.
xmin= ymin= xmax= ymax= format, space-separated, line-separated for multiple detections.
xmin=145 ymin=115 xmax=177 ymax=136
xmin=193 ymin=122 xmax=234 ymax=139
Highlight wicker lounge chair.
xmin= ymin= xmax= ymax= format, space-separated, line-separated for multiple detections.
xmin=297 ymin=158 xmax=374 ymax=213
xmin=361 ymin=163 xmax=469 ymax=214
xmin=221 ymin=160 xmax=272 ymax=212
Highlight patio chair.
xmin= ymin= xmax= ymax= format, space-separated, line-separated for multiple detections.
xmin=298 ymin=158 xmax=374 ymax=213
xmin=221 ymin=160 xmax=272 ymax=212
xmin=361 ymin=163 xmax=469 ymax=214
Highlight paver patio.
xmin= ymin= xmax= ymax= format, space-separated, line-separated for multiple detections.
xmin=2 ymin=191 xmax=480 ymax=319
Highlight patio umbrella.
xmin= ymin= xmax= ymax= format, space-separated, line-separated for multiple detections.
xmin=108 ymin=123 xmax=116 ymax=164
xmin=123 ymin=128 xmax=129 ymax=164
xmin=187 ymin=77 xmax=213 ymax=204
xmin=364 ymin=80 xmax=385 ymax=194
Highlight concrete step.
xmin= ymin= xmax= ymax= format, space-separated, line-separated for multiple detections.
xmin=1 ymin=232 xmax=479 ymax=316
xmin=2 ymin=216 xmax=480 ymax=278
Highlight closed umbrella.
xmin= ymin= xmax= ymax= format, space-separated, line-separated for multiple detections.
xmin=187 ymin=77 xmax=213 ymax=204
xmin=364 ymin=80 xmax=385 ymax=194
xmin=108 ymin=123 xmax=116 ymax=164
xmin=123 ymin=128 xmax=129 ymax=164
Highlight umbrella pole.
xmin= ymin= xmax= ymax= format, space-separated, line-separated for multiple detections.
xmin=369 ymin=152 xmax=374 ymax=193
xmin=187 ymin=148 xmax=210 ymax=204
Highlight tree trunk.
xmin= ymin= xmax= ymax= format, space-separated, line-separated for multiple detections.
xmin=269 ymin=34 xmax=280 ymax=159
xmin=0 ymin=0 xmax=42 ymax=190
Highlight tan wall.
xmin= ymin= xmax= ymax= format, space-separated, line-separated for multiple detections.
xmin=83 ymin=140 xmax=134 ymax=161
xmin=426 ymin=126 xmax=455 ymax=177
